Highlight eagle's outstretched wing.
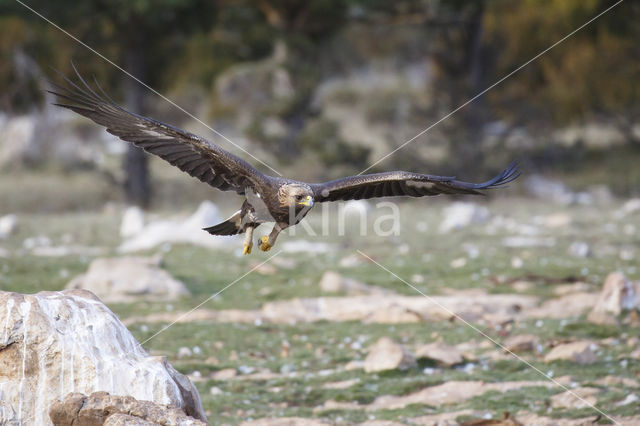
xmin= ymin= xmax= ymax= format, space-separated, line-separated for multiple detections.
xmin=311 ymin=162 xmax=520 ymax=202
xmin=50 ymin=68 xmax=266 ymax=195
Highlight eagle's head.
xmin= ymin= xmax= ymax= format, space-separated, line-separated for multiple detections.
xmin=279 ymin=183 xmax=315 ymax=209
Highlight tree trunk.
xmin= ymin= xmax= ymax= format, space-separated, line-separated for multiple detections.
xmin=123 ymin=41 xmax=151 ymax=208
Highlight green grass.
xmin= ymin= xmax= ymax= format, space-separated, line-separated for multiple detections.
xmin=1 ymin=196 xmax=639 ymax=424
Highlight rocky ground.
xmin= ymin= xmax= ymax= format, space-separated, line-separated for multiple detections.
xmin=1 ymin=193 xmax=639 ymax=425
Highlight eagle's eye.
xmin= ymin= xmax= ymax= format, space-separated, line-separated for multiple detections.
xmin=295 ymin=194 xmax=303 ymax=201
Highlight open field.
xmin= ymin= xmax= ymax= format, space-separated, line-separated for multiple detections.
xmin=1 ymin=195 xmax=639 ymax=424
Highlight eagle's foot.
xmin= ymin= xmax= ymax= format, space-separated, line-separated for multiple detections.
xmin=242 ymin=243 xmax=253 ymax=255
xmin=259 ymin=236 xmax=272 ymax=252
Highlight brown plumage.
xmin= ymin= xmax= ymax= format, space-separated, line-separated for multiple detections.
xmin=50 ymin=68 xmax=520 ymax=254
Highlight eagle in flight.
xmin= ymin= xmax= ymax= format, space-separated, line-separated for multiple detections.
xmin=51 ymin=70 xmax=520 ymax=255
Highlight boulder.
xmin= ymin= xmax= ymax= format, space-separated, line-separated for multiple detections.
xmin=119 ymin=201 xmax=227 ymax=252
xmin=364 ymin=337 xmax=416 ymax=373
xmin=66 ymin=255 xmax=189 ymax=303
xmin=49 ymin=392 xmax=206 ymax=426
xmin=0 ymin=290 xmax=206 ymax=425
xmin=414 ymin=342 xmax=464 ymax=367
xmin=544 ymin=341 xmax=598 ymax=365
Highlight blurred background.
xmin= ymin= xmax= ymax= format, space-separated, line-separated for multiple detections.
xmin=2 ymin=2 xmax=640 ymax=423
xmin=0 ymin=0 xmax=638 ymax=213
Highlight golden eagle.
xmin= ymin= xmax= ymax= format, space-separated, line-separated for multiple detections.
xmin=51 ymin=72 xmax=519 ymax=254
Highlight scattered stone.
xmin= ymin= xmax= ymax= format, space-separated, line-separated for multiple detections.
xmin=526 ymin=292 xmax=598 ymax=319
xmin=368 ymin=381 xmax=555 ymax=410
xmin=177 ymin=347 xmax=193 ymax=358
xmin=250 ymin=261 xmax=278 ymax=275
xmin=615 ymin=393 xmax=639 ymax=407
xmin=439 ymin=202 xmax=490 ymax=233
xmin=49 ymin=391 xmax=206 ymax=426
xmin=513 ymin=412 xmax=604 ymax=426
xmin=119 ymin=201 xmax=227 ymax=252
xmin=322 ymin=378 xmax=359 ymax=390
xmin=363 ymin=304 xmax=425 ymax=324
xmin=613 ymin=198 xmax=640 ymax=219
xmin=240 ymin=418 xmax=332 ymax=426
xmin=502 ymin=236 xmax=556 ymax=248
xmin=552 ymin=282 xmax=592 ymax=296
xmin=591 ymin=272 xmax=638 ymax=316
xmin=594 ymin=376 xmax=640 ymax=388
xmin=0 ymin=214 xmax=17 ymax=239
xmin=319 ymin=271 xmax=392 ymax=295
xmin=67 ymin=255 xmax=189 ymax=303
xmin=544 ymin=341 xmax=598 ymax=365
xmin=550 ymin=387 xmax=599 ymax=409
xmin=503 ymin=334 xmax=540 ymax=353
xmin=281 ymin=240 xmax=335 ymax=254
xmin=272 ymin=257 xmax=297 ymax=269
xmin=628 ymin=348 xmax=640 ymax=360
xmin=568 ymin=241 xmax=591 ymax=258
xmin=120 ymin=206 xmax=146 ymax=238
xmin=525 ymin=175 xmax=591 ymax=205
xmin=409 ymin=410 xmax=478 ymax=426
xmin=344 ymin=360 xmax=365 ymax=371
xmin=536 ymin=212 xmax=572 ymax=228
xmin=364 ymin=337 xmax=416 ymax=373
xmin=0 ymin=290 xmax=205 ymax=425
xmin=450 ymin=257 xmax=467 ymax=268
xmin=339 ymin=254 xmax=365 ymax=268
xmin=261 ymin=292 xmax=537 ymax=325
xmin=211 ymin=368 xmax=237 ymax=380
xmin=414 ymin=342 xmax=464 ymax=367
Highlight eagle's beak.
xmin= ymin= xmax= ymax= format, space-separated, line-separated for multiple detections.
xmin=298 ymin=195 xmax=314 ymax=207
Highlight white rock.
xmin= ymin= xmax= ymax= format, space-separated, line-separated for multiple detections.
xmin=0 ymin=289 xmax=205 ymax=425
xmin=120 ymin=206 xmax=146 ymax=238
xmin=0 ymin=214 xmax=17 ymax=239
xmin=439 ymin=202 xmax=489 ymax=233
xmin=119 ymin=201 xmax=227 ymax=252
xmin=66 ymin=255 xmax=190 ymax=303
xmin=364 ymin=337 xmax=416 ymax=373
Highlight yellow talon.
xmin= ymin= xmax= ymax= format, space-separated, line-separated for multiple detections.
xmin=259 ymin=236 xmax=272 ymax=252
xmin=242 ymin=243 xmax=252 ymax=255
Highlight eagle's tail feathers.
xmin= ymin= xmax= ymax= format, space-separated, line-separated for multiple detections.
xmin=204 ymin=211 xmax=243 ymax=236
